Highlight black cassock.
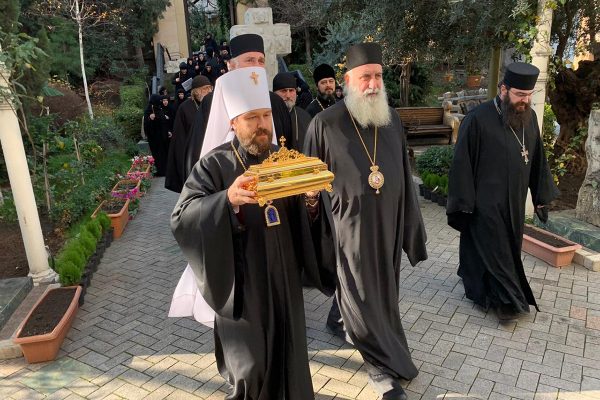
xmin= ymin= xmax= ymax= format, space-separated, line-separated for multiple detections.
xmin=165 ymin=98 xmax=202 ymax=193
xmin=171 ymin=138 xmax=336 ymax=400
xmin=183 ymin=91 xmax=294 ymax=180
xmin=290 ymin=106 xmax=312 ymax=150
xmin=143 ymin=95 xmax=169 ymax=177
xmin=305 ymin=101 xmax=428 ymax=381
xmin=447 ymin=98 xmax=558 ymax=313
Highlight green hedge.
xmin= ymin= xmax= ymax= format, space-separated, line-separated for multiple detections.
xmin=416 ymin=145 xmax=454 ymax=177
xmin=114 ymin=105 xmax=144 ymax=141
xmin=120 ymin=84 xmax=147 ymax=109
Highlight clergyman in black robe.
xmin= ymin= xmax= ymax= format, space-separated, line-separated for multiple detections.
xmin=171 ymin=67 xmax=336 ymax=398
xmin=447 ymin=62 xmax=559 ymax=321
xmin=305 ymin=64 xmax=337 ymax=118
xmin=143 ymin=94 xmax=168 ymax=176
xmin=166 ymin=75 xmax=213 ymax=193
xmin=272 ymin=72 xmax=313 ymax=148
xmin=183 ymin=34 xmax=293 ymax=180
xmin=305 ymin=43 xmax=428 ymax=400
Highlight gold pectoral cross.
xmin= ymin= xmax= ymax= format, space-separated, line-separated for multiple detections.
xmin=250 ymin=72 xmax=259 ymax=85
xmin=522 ymin=148 xmax=529 ymax=164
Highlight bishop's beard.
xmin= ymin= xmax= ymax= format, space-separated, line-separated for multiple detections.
xmin=344 ymin=84 xmax=392 ymax=128
xmin=501 ymin=95 xmax=532 ymax=130
xmin=239 ymin=127 xmax=272 ymax=156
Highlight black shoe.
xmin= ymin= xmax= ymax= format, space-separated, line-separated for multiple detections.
xmin=325 ymin=321 xmax=346 ymax=339
xmin=382 ymin=386 xmax=407 ymax=400
xmin=496 ymin=305 xmax=521 ymax=322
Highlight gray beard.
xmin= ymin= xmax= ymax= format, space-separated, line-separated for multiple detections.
xmin=501 ymin=95 xmax=532 ymax=130
xmin=284 ymin=99 xmax=295 ymax=111
xmin=343 ymin=84 xmax=392 ymax=128
xmin=239 ymin=128 xmax=272 ymax=156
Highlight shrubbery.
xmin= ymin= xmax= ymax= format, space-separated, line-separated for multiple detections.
xmin=416 ymin=145 xmax=454 ymax=177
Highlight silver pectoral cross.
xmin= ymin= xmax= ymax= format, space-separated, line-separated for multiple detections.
xmin=522 ymin=147 xmax=529 ymax=164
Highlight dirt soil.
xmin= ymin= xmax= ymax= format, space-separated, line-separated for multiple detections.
xmin=0 ymin=216 xmax=64 ymax=279
xmin=548 ymin=172 xmax=584 ymax=211
xmin=18 ymin=288 xmax=76 ymax=337
xmin=524 ymin=226 xmax=573 ymax=248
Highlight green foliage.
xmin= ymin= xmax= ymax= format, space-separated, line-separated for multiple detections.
xmin=542 ymin=103 xmax=557 ymax=163
xmin=312 ymin=14 xmax=371 ymax=72
xmin=416 ymin=145 xmax=455 ymax=176
xmin=96 ymin=212 xmax=112 ymax=232
xmin=383 ymin=67 xmax=401 ymax=107
xmin=44 ymin=17 xmax=81 ymax=80
xmin=120 ymin=84 xmax=147 ymax=109
xmin=0 ymin=0 xmax=20 ymax=36
xmin=86 ymin=219 xmax=103 ymax=240
xmin=57 ymin=244 xmax=86 ymax=271
xmin=409 ymin=63 xmax=433 ymax=106
xmin=551 ymin=126 xmax=588 ymax=185
xmin=0 ymin=195 xmax=18 ymax=222
xmin=79 ymin=230 xmax=96 ymax=258
xmin=58 ymin=261 xmax=81 ymax=286
xmin=114 ymin=106 xmax=144 ymax=141
xmin=21 ymin=27 xmax=50 ymax=108
xmin=288 ymin=63 xmax=317 ymax=95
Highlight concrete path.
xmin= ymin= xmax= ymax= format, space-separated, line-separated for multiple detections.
xmin=1 ymin=178 xmax=599 ymax=400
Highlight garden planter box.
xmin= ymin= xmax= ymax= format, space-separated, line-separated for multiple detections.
xmin=92 ymin=199 xmax=130 ymax=239
xmin=466 ymin=75 xmax=482 ymax=88
xmin=437 ymin=195 xmax=447 ymax=207
xmin=522 ymin=224 xmax=582 ymax=268
xmin=111 ymin=179 xmax=142 ymax=199
xmin=127 ymin=164 xmax=152 ymax=179
xmin=423 ymin=187 xmax=432 ymax=200
xmin=13 ymin=286 xmax=81 ymax=363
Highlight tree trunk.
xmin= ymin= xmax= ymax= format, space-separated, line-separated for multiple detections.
xmin=76 ymin=0 xmax=94 ymax=120
xmin=135 ymin=46 xmax=144 ymax=69
xmin=304 ymin=28 xmax=312 ymax=65
xmin=487 ymin=47 xmax=501 ymax=99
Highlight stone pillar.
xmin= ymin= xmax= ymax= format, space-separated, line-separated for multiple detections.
xmin=576 ymin=110 xmax=600 ymax=227
xmin=526 ymin=0 xmax=553 ymax=216
xmin=0 ymin=56 xmax=57 ymax=285
xmin=230 ymin=8 xmax=291 ymax=90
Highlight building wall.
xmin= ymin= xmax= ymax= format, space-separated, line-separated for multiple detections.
xmin=153 ymin=0 xmax=190 ymax=61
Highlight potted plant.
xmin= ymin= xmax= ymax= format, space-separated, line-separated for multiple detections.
xmin=437 ymin=175 xmax=449 ymax=207
xmin=127 ymin=155 xmax=155 ymax=179
xmin=92 ymin=198 xmax=130 ymax=239
xmin=422 ymin=175 xmax=433 ymax=200
xmin=13 ymin=286 xmax=82 ymax=363
xmin=522 ymin=224 xmax=582 ymax=268
xmin=111 ymin=179 xmax=141 ymax=199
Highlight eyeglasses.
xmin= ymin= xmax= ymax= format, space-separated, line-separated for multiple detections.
xmin=508 ymin=89 xmax=541 ymax=99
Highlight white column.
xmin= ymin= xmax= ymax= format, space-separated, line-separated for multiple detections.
xmin=0 ymin=55 xmax=57 ymax=285
xmin=527 ymin=0 xmax=554 ymax=216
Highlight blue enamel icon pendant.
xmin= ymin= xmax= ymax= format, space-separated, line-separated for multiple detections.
xmin=264 ymin=201 xmax=281 ymax=227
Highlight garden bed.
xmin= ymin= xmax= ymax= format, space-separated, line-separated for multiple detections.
xmin=0 ymin=217 xmax=64 ymax=279
xmin=18 ymin=288 xmax=76 ymax=337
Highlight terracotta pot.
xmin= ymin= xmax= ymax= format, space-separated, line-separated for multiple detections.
xmin=111 ymin=179 xmax=142 ymax=199
xmin=522 ymin=224 xmax=582 ymax=268
xmin=13 ymin=286 xmax=81 ymax=363
xmin=92 ymin=199 xmax=130 ymax=239
xmin=466 ymin=75 xmax=482 ymax=88
xmin=444 ymin=73 xmax=454 ymax=82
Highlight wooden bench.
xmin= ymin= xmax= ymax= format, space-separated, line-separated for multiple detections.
xmin=396 ymin=107 xmax=453 ymax=146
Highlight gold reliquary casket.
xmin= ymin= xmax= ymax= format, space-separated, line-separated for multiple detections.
xmin=245 ymin=138 xmax=334 ymax=206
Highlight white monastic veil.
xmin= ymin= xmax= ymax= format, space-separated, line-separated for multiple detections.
xmin=169 ymin=67 xmax=276 ymax=328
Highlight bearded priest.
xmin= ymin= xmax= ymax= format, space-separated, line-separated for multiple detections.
xmin=447 ymin=62 xmax=558 ymax=322
xmin=304 ymin=42 xmax=428 ymax=400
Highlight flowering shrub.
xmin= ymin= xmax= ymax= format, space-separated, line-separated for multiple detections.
xmin=111 ymin=186 xmax=139 ymax=200
xmin=131 ymin=155 xmax=155 ymax=166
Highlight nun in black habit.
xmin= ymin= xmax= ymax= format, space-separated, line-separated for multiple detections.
xmin=447 ymin=62 xmax=559 ymax=321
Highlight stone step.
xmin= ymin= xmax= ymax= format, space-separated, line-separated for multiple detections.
xmin=0 ymin=277 xmax=32 ymax=332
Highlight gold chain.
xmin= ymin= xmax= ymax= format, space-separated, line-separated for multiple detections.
xmin=231 ymin=142 xmax=247 ymax=171
xmin=348 ymin=112 xmax=377 ymax=167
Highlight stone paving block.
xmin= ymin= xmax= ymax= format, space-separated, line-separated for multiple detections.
xmin=113 ymin=382 xmax=150 ymax=400
xmin=144 ymin=384 xmax=176 ymax=400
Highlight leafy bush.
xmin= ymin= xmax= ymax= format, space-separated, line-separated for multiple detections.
xmin=57 ymin=245 xmax=86 ymax=271
xmin=416 ymin=145 xmax=454 ymax=177
xmin=120 ymin=84 xmax=147 ymax=109
xmin=96 ymin=212 xmax=111 ymax=232
xmin=114 ymin=106 xmax=144 ymax=141
xmin=0 ymin=195 xmax=18 ymax=222
xmin=79 ymin=230 xmax=96 ymax=258
xmin=58 ymin=261 xmax=81 ymax=286
xmin=86 ymin=219 xmax=103 ymax=240
xmin=409 ymin=63 xmax=434 ymax=106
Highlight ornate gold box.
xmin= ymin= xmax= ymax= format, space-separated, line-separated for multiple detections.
xmin=245 ymin=139 xmax=334 ymax=206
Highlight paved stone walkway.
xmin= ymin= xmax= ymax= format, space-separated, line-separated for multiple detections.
xmin=1 ymin=178 xmax=599 ymax=400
